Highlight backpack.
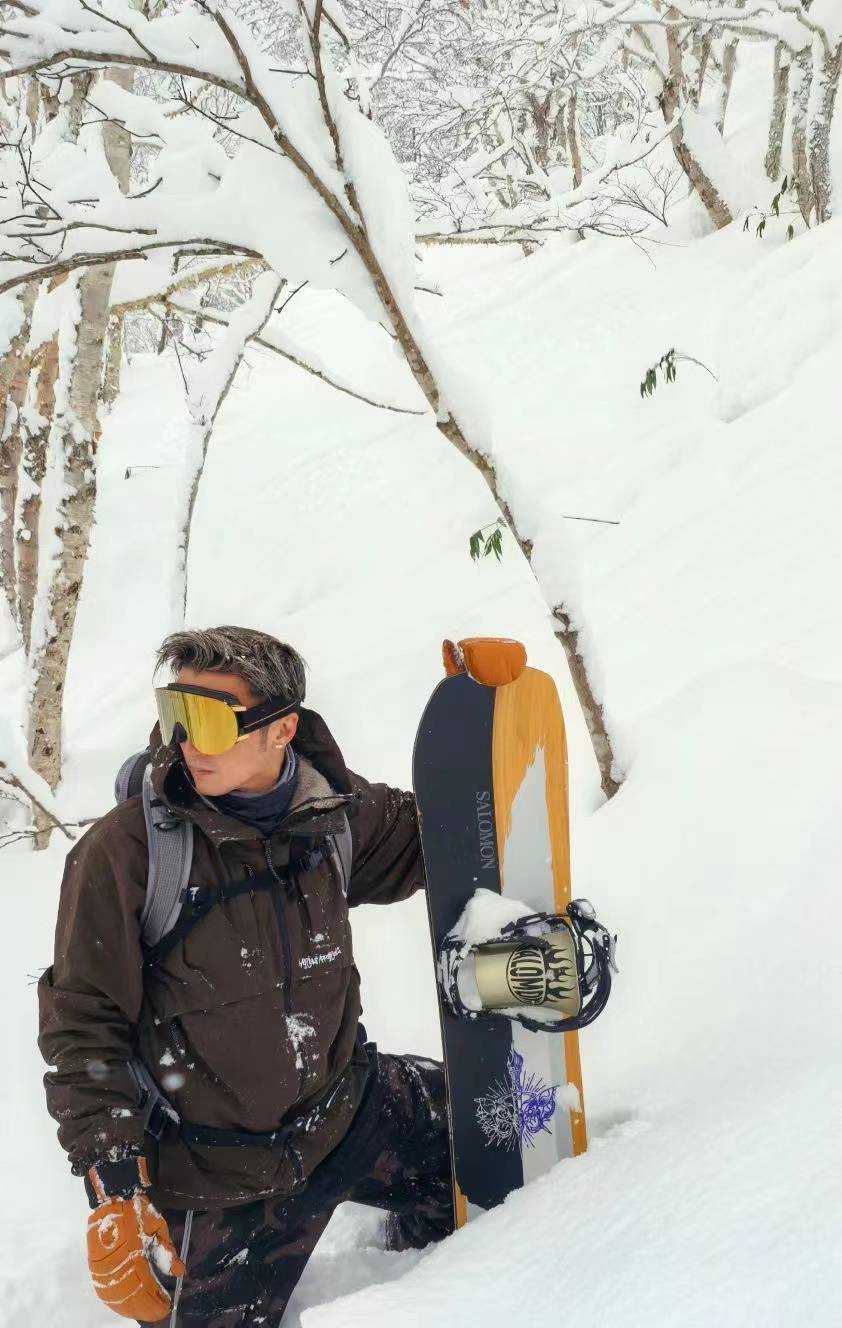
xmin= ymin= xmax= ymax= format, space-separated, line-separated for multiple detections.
xmin=114 ymin=749 xmax=353 ymax=951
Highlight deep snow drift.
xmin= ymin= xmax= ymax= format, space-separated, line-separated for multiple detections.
xmin=2 ymin=207 xmax=841 ymax=1325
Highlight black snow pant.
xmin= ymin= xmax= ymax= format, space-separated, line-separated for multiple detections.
xmin=140 ymin=1051 xmax=454 ymax=1328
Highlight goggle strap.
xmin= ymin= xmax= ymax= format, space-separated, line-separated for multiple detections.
xmin=238 ymin=696 xmax=300 ymax=735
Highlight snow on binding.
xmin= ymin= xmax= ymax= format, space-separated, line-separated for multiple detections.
xmin=413 ymin=637 xmax=616 ymax=1226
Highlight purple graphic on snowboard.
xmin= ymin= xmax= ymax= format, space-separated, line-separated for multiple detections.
xmin=475 ymin=1049 xmax=557 ymax=1149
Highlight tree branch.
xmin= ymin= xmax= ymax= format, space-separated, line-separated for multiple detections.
xmin=161 ymin=298 xmax=426 ymax=415
xmin=0 ymin=238 xmax=262 ymax=296
xmin=0 ymin=760 xmax=73 ymax=840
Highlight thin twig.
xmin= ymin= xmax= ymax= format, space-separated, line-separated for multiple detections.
xmin=161 ymin=299 xmax=425 ymax=416
xmin=560 ymin=513 xmax=620 ymax=525
xmin=276 ymin=280 xmax=307 ymax=315
xmin=76 ymin=0 xmax=158 ymax=62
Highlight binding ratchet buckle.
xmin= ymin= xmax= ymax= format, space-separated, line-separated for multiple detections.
xmin=439 ymin=900 xmax=617 ymax=1034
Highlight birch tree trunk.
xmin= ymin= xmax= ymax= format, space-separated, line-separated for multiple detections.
xmin=27 ymin=272 xmax=106 ymax=843
xmin=567 ymin=88 xmax=584 ymax=189
xmin=694 ymin=34 xmax=711 ymax=107
xmin=15 ymin=336 xmax=59 ymax=653
xmin=791 ymin=49 xmax=815 ymax=223
xmin=716 ymin=37 xmax=739 ymax=135
xmin=765 ymin=44 xmax=791 ymax=180
xmin=808 ymin=40 xmax=842 ymax=224
xmin=662 ymin=22 xmax=733 ymax=229
xmin=0 ymin=285 xmax=37 ymax=625
xmin=26 ymin=62 xmax=134 ymax=842
xmin=712 ymin=0 xmax=746 ymax=135
xmin=101 ymin=313 xmax=125 ymax=409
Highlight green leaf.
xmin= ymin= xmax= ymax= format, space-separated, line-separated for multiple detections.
xmin=469 ymin=530 xmax=482 ymax=561
xmin=787 ymin=224 xmax=795 ymax=241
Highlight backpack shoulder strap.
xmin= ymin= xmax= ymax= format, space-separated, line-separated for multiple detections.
xmin=115 ymin=750 xmax=149 ymax=803
xmin=329 ymin=813 xmax=353 ymax=897
xmin=139 ymin=766 xmax=194 ymax=948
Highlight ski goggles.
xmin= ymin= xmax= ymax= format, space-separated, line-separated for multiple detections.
xmin=155 ymin=683 xmax=300 ymax=756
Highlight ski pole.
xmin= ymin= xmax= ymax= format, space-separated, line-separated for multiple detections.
xmin=169 ymin=1208 xmax=193 ymax=1328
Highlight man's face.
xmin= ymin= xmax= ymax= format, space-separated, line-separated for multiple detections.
xmin=173 ymin=667 xmax=299 ymax=797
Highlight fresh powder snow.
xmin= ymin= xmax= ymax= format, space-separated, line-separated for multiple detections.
xmin=1 ymin=31 xmax=840 ymax=1328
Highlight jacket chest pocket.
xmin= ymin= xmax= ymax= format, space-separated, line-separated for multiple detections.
xmin=287 ymin=855 xmax=353 ymax=985
xmin=147 ymin=888 xmax=285 ymax=1022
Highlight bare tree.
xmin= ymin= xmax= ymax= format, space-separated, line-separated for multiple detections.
xmin=0 ymin=0 xmax=625 ymax=799
xmin=593 ymin=0 xmax=840 ymax=225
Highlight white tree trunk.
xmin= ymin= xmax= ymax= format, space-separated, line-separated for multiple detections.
xmin=26 ymin=62 xmax=134 ymax=842
xmin=765 ymin=44 xmax=791 ymax=181
xmin=27 ymin=273 xmax=104 ymax=842
xmin=0 ymin=285 xmax=37 ymax=626
xmin=716 ymin=38 xmax=739 ymax=135
xmin=714 ymin=0 xmax=746 ymax=136
xmin=791 ymin=49 xmax=815 ymax=223
xmin=567 ymin=88 xmax=584 ymax=189
xmin=15 ymin=335 xmax=59 ymax=654
xmin=808 ymin=40 xmax=842 ymax=224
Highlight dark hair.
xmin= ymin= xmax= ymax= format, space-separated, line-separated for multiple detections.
xmin=155 ymin=626 xmax=306 ymax=704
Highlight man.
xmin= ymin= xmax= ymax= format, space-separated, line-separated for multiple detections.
xmin=39 ymin=625 xmax=453 ymax=1327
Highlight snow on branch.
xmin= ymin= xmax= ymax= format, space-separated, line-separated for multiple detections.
xmin=0 ymin=0 xmax=623 ymax=796
xmin=0 ymin=720 xmax=72 ymax=841
xmin=592 ymin=1 xmax=831 ymax=54
xmin=160 ymin=296 xmax=426 ymax=416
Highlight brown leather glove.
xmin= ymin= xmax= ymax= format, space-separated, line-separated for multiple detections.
xmin=86 ymin=1158 xmax=185 ymax=1322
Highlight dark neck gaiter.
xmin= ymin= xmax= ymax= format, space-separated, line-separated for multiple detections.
xmin=209 ymin=747 xmax=299 ymax=837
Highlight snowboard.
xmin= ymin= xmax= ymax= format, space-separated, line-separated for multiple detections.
xmin=412 ymin=638 xmax=587 ymax=1228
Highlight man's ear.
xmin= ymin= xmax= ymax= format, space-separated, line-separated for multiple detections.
xmin=273 ymin=712 xmax=299 ymax=747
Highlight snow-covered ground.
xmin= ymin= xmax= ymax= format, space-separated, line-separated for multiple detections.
xmin=2 ymin=204 xmax=841 ymax=1325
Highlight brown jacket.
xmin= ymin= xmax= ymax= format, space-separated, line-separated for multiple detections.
xmin=38 ymin=708 xmax=425 ymax=1210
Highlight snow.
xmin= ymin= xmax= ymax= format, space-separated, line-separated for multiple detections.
xmin=0 ymin=715 xmax=66 ymax=823
xmin=188 ymin=273 xmax=282 ymax=430
xmin=1 ymin=46 xmax=841 ymax=1328
xmin=447 ymin=887 xmax=535 ymax=947
xmin=331 ymin=80 xmax=420 ymax=323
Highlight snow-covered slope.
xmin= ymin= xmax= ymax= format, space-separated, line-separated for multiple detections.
xmin=1 ymin=213 xmax=841 ymax=1326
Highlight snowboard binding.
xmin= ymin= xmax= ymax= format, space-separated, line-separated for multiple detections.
xmin=439 ymin=900 xmax=617 ymax=1034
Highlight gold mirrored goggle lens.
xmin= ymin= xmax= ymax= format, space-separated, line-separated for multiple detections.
xmin=155 ymin=688 xmax=240 ymax=756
